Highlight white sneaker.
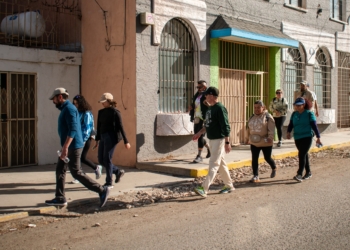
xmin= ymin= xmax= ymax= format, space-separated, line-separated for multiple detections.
xmin=95 ymin=165 xmax=102 ymax=179
xmin=71 ymin=179 xmax=80 ymax=184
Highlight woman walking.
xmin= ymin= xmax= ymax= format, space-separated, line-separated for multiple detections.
xmin=269 ymin=89 xmax=288 ymax=147
xmin=71 ymin=95 xmax=102 ymax=184
xmin=287 ymin=97 xmax=322 ymax=182
xmin=246 ymin=100 xmax=277 ymax=183
xmin=94 ymin=93 xmax=131 ymax=188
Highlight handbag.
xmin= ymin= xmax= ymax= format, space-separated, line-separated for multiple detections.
xmin=250 ymin=134 xmax=261 ymax=143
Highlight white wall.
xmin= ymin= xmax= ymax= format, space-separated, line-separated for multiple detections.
xmin=0 ymin=45 xmax=81 ymax=165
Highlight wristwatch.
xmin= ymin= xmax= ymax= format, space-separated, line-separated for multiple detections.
xmin=225 ymin=141 xmax=230 ymax=144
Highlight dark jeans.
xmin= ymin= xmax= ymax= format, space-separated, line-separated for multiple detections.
xmin=55 ymin=148 xmax=103 ymax=199
xmin=274 ymin=116 xmax=286 ymax=141
xmin=81 ymin=138 xmax=97 ymax=171
xmin=194 ymin=119 xmax=207 ymax=148
xmin=250 ymin=145 xmax=276 ymax=176
xmin=294 ymin=137 xmax=313 ymax=175
xmin=98 ymin=132 xmax=121 ymax=185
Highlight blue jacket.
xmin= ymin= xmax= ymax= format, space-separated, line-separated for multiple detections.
xmin=78 ymin=111 xmax=94 ymax=142
xmin=57 ymin=100 xmax=84 ymax=149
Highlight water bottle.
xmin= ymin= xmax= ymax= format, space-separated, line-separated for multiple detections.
xmin=57 ymin=150 xmax=70 ymax=163
xmin=316 ymin=143 xmax=323 ymax=148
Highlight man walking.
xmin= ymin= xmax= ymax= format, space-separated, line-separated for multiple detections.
xmin=192 ymin=87 xmax=234 ymax=197
xmin=46 ymin=88 xmax=109 ymax=208
xmin=189 ymin=80 xmax=210 ymax=163
xmin=294 ymin=80 xmax=318 ymax=117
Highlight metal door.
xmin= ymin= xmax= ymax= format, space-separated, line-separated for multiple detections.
xmin=0 ymin=72 xmax=37 ymax=168
xmin=219 ymin=69 xmax=265 ymax=145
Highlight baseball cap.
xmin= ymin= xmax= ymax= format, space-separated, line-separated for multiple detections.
xmin=293 ymin=97 xmax=305 ymax=105
xmin=205 ymin=86 xmax=219 ymax=97
xmin=98 ymin=93 xmax=113 ymax=103
xmin=300 ymin=80 xmax=308 ymax=85
xmin=49 ymin=88 xmax=69 ymax=100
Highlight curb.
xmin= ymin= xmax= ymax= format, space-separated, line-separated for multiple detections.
xmin=191 ymin=141 xmax=350 ymax=177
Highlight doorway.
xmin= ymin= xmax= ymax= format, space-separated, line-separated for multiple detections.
xmin=0 ymin=72 xmax=37 ymax=168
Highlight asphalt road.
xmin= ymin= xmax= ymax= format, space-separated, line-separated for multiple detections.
xmin=1 ymin=156 xmax=349 ymax=250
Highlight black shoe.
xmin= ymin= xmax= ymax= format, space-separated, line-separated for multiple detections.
xmin=99 ymin=187 xmax=110 ymax=208
xmin=293 ymin=175 xmax=303 ymax=182
xmin=45 ymin=197 xmax=67 ymax=206
xmin=270 ymin=168 xmax=277 ymax=178
xmin=115 ymin=169 xmax=125 ymax=183
xmin=277 ymin=141 xmax=282 ymax=147
xmin=206 ymin=149 xmax=211 ymax=158
xmin=303 ymin=172 xmax=312 ymax=180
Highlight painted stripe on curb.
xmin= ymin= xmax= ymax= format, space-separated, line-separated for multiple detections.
xmin=0 ymin=212 xmax=29 ymax=223
xmin=189 ymin=142 xmax=350 ymax=177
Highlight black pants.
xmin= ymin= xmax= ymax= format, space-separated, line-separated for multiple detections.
xmin=250 ymin=145 xmax=276 ymax=176
xmin=194 ymin=119 xmax=207 ymax=148
xmin=81 ymin=138 xmax=97 ymax=171
xmin=294 ymin=137 xmax=313 ymax=176
xmin=55 ymin=148 xmax=103 ymax=198
xmin=274 ymin=116 xmax=286 ymax=141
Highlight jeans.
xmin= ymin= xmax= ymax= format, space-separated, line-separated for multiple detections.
xmin=274 ymin=116 xmax=286 ymax=141
xmin=81 ymin=138 xmax=97 ymax=171
xmin=55 ymin=148 xmax=103 ymax=198
xmin=98 ymin=132 xmax=121 ymax=185
xmin=194 ymin=119 xmax=207 ymax=149
xmin=250 ymin=145 xmax=276 ymax=176
xmin=294 ymin=137 xmax=313 ymax=175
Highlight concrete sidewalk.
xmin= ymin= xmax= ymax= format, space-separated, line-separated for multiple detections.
xmin=137 ymin=130 xmax=350 ymax=177
xmin=1 ymin=130 xmax=350 ymax=222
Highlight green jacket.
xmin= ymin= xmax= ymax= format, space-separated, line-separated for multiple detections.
xmin=204 ymin=102 xmax=230 ymax=140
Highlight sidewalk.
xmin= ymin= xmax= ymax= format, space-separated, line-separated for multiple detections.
xmin=1 ymin=130 xmax=350 ymax=222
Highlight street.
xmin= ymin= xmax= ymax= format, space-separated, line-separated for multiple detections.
xmin=0 ymin=149 xmax=349 ymax=250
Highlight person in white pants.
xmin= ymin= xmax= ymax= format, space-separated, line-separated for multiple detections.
xmin=192 ymin=86 xmax=234 ymax=197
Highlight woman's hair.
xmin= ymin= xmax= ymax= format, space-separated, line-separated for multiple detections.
xmin=73 ymin=94 xmax=92 ymax=112
xmin=303 ymin=98 xmax=312 ymax=110
xmin=254 ymin=100 xmax=265 ymax=107
xmin=275 ymin=89 xmax=283 ymax=93
xmin=106 ymin=99 xmax=117 ymax=108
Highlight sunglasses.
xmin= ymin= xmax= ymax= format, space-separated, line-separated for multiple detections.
xmin=276 ymin=92 xmax=282 ymax=94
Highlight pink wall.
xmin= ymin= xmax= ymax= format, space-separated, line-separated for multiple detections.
xmin=81 ymin=0 xmax=136 ymax=167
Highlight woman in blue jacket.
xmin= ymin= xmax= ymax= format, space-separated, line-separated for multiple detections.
xmin=71 ymin=95 xmax=102 ymax=184
xmin=287 ymin=97 xmax=323 ymax=182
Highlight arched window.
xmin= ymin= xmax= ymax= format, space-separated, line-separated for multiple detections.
xmin=283 ymin=46 xmax=306 ymax=109
xmin=158 ymin=18 xmax=197 ymax=113
xmin=314 ymin=48 xmax=331 ymax=108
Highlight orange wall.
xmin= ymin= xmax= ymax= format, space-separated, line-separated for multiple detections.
xmin=81 ymin=0 xmax=136 ymax=167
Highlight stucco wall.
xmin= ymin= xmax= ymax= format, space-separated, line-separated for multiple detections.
xmin=81 ymin=0 xmax=136 ymax=167
xmin=0 ymin=45 xmax=81 ymax=165
xmin=135 ymin=0 xmax=350 ymax=161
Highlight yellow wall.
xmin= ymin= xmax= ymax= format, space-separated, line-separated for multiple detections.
xmin=81 ymin=0 xmax=136 ymax=167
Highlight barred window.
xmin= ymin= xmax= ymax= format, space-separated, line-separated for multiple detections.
xmin=283 ymin=46 xmax=306 ymax=109
xmin=330 ymin=0 xmax=343 ymax=20
xmin=158 ymin=18 xmax=197 ymax=113
xmin=287 ymin=0 xmax=302 ymax=7
xmin=337 ymin=52 xmax=350 ymax=128
xmin=314 ymin=48 xmax=331 ymax=108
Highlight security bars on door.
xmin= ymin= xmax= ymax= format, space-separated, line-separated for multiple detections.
xmin=158 ymin=18 xmax=197 ymax=113
xmin=337 ymin=52 xmax=350 ymax=128
xmin=314 ymin=48 xmax=331 ymax=109
xmin=0 ymin=72 xmax=37 ymax=168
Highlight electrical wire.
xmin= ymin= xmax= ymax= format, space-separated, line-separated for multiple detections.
xmin=94 ymin=0 xmax=127 ymax=110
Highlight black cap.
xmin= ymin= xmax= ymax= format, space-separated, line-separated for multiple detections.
xmin=205 ymin=86 xmax=219 ymax=97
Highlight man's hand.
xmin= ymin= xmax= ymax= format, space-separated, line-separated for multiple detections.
xmin=225 ymin=144 xmax=231 ymax=154
xmin=60 ymin=147 xmax=68 ymax=161
xmin=192 ymin=132 xmax=201 ymax=141
xmin=286 ymin=132 xmax=291 ymax=139
xmin=125 ymin=143 xmax=131 ymax=149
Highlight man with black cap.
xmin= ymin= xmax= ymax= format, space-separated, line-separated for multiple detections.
xmin=46 ymin=87 xmax=110 ymax=208
xmin=192 ymin=86 xmax=234 ymax=197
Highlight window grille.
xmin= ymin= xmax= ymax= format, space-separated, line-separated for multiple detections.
xmin=158 ymin=18 xmax=197 ymax=113
xmin=337 ymin=52 xmax=350 ymax=128
xmin=283 ymin=47 xmax=306 ymax=109
xmin=314 ymin=48 xmax=331 ymax=109
xmin=0 ymin=0 xmax=81 ymax=52
xmin=331 ymin=0 xmax=343 ymax=20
